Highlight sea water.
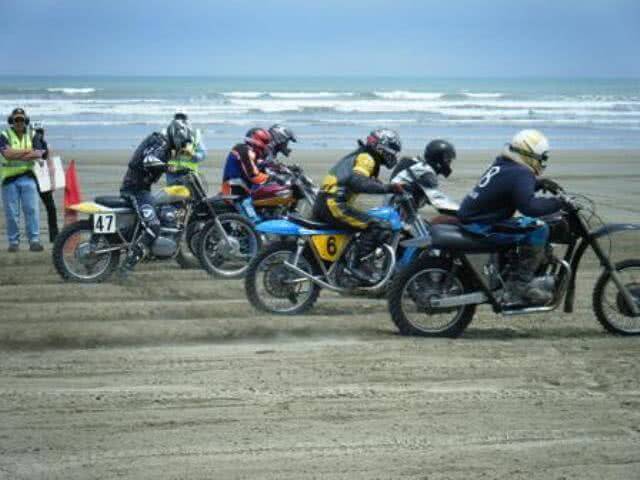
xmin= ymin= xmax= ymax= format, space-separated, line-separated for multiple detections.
xmin=0 ymin=76 xmax=638 ymax=150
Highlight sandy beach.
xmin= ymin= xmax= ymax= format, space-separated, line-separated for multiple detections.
xmin=0 ymin=149 xmax=639 ymax=479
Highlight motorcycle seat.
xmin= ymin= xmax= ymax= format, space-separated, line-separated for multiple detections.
xmin=430 ymin=224 xmax=507 ymax=253
xmin=287 ymin=213 xmax=335 ymax=230
xmin=94 ymin=195 xmax=131 ymax=209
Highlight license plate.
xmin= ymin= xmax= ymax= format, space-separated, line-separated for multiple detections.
xmin=93 ymin=213 xmax=116 ymax=233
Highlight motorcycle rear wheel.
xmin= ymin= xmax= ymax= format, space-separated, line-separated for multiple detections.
xmin=52 ymin=220 xmax=120 ymax=283
xmin=388 ymin=257 xmax=476 ymax=337
xmin=245 ymin=241 xmax=321 ymax=315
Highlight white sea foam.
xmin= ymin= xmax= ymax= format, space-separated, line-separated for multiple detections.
xmin=46 ymin=87 xmax=98 ymax=95
xmin=222 ymin=92 xmax=266 ymax=98
xmin=373 ymin=91 xmax=444 ymax=100
xmin=461 ymin=91 xmax=505 ymax=99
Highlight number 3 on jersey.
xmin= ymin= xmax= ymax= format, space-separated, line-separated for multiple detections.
xmin=477 ymin=166 xmax=501 ymax=188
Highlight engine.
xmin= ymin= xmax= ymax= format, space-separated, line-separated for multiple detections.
xmin=151 ymin=205 xmax=185 ymax=258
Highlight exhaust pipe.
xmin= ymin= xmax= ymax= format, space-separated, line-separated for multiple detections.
xmin=429 ymin=291 xmax=488 ymax=308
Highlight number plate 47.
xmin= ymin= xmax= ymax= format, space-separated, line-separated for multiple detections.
xmin=93 ymin=213 xmax=116 ymax=233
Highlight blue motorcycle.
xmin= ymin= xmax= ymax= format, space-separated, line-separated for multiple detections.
xmin=244 ymin=187 xmax=442 ymax=315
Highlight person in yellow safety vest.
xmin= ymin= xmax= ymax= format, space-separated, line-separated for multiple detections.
xmin=0 ymin=108 xmax=46 ymax=252
xmin=166 ymin=113 xmax=206 ymax=185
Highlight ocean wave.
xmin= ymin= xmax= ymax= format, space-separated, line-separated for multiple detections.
xmin=46 ymin=87 xmax=98 ymax=95
xmin=373 ymin=90 xmax=444 ymax=100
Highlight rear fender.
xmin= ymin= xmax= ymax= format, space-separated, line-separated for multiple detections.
xmin=68 ymin=202 xmax=114 ymax=214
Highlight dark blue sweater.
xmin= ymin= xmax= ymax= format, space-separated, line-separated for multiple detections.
xmin=458 ymin=156 xmax=562 ymax=224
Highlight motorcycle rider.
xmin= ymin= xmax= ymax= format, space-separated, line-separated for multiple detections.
xmin=266 ymin=124 xmax=297 ymax=162
xmin=221 ymin=128 xmax=272 ymax=196
xmin=166 ymin=112 xmax=207 ymax=185
xmin=457 ymin=129 xmax=564 ymax=304
xmin=390 ymin=139 xmax=458 ymax=214
xmin=118 ymin=118 xmax=196 ymax=277
xmin=313 ymin=129 xmax=404 ymax=283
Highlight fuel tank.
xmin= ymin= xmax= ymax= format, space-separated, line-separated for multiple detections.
xmin=251 ymin=183 xmax=295 ymax=207
xmin=154 ymin=185 xmax=192 ymax=205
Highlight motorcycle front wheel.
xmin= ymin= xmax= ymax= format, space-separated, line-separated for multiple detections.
xmin=593 ymin=259 xmax=640 ymax=335
xmin=197 ymin=213 xmax=262 ymax=279
xmin=52 ymin=220 xmax=120 ymax=283
xmin=388 ymin=257 xmax=476 ymax=337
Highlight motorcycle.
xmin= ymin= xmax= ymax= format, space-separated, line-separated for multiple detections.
xmin=197 ymin=162 xmax=318 ymax=278
xmin=52 ymin=171 xmax=261 ymax=282
xmin=387 ymin=190 xmax=640 ymax=337
xmin=212 ymin=162 xmax=318 ymax=223
xmin=244 ymin=164 xmax=459 ymax=315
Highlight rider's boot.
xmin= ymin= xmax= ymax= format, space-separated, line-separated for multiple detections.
xmin=345 ymin=253 xmax=376 ymax=284
xmin=344 ymin=224 xmax=388 ymax=285
xmin=504 ymin=246 xmax=553 ymax=305
xmin=117 ymin=242 xmax=147 ymax=281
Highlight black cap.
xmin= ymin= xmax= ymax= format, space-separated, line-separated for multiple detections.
xmin=11 ymin=108 xmax=26 ymax=119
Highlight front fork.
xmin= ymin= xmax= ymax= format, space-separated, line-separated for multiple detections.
xmin=589 ymin=235 xmax=640 ymax=316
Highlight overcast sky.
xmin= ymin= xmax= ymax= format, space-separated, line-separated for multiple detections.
xmin=1 ymin=0 xmax=638 ymax=77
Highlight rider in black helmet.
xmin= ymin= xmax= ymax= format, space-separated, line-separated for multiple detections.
xmin=390 ymin=139 xmax=458 ymax=213
xmin=268 ymin=124 xmax=297 ymax=160
xmin=119 ymin=118 xmax=195 ymax=277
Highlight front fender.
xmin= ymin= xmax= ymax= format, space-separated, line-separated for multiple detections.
xmin=590 ymin=223 xmax=640 ymax=238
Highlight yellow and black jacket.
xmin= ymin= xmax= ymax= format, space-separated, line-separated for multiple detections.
xmin=313 ymin=149 xmax=390 ymax=229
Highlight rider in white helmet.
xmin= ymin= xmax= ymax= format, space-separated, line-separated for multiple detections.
xmin=458 ymin=129 xmax=564 ymax=304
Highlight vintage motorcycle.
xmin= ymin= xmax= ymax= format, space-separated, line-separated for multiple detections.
xmin=244 ymin=163 xmax=459 ymax=315
xmin=211 ymin=162 xmax=318 ymax=223
xmin=52 ymin=171 xmax=261 ymax=282
xmin=388 ymin=190 xmax=640 ymax=337
xmin=197 ymin=162 xmax=318 ymax=278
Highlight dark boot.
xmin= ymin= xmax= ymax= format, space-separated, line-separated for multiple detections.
xmin=345 ymin=224 xmax=389 ymax=285
xmin=504 ymin=246 xmax=553 ymax=305
xmin=117 ymin=243 xmax=146 ymax=280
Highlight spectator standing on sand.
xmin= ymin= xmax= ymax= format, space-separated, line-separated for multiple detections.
xmin=0 ymin=108 xmax=46 ymax=252
xmin=32 ymin=123 xmax=59 ymax=242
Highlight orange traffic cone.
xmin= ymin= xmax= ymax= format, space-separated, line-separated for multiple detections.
xmin=64 ymin=160 xmax=82 ymax=226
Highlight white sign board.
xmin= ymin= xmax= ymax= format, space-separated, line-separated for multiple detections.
xmin=33 ymin=156 xmax=65 ymax=193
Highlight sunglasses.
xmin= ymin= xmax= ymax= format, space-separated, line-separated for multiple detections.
xmin=13 ymin=117 xmax=25 ymax=124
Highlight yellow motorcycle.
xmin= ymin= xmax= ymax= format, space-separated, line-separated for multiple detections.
xmin=52 ymin=171 xmax=260 ymax=282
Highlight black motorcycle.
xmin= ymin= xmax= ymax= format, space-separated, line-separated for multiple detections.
xmin=388 ymin=190 xmax=640 ymax=337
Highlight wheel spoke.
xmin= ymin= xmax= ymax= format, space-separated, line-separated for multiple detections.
xmin=400 ymin=267 xmax=466 ymax=334
xmin=597 ymin=265 xmax=640 ymax=333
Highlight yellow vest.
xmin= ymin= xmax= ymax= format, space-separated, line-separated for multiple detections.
xmin=1 ymin=128 xmax=34 ymax=181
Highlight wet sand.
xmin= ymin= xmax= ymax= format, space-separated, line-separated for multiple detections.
xmin=0 ymin=149 xmax=639 ymax=479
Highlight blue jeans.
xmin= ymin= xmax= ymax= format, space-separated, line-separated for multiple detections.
xmin=2 ymin=175 xmax=40 ymax=245
xmin=461 ymin=217 xmax=549 ymax=247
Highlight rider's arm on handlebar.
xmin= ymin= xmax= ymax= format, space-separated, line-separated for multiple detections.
xmin=347 ymin=173 xmax=393 ymax=194
xmin=514 ymin=174 xmax=564 ymax=217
